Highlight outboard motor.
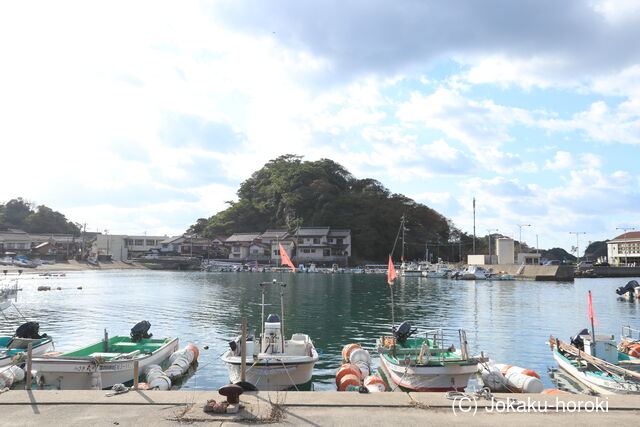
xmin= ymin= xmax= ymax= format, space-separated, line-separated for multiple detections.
xmin=15 ymin=321 xmax=47 ymax=339
xmin=261 ymin=314 xmax=282 ymax=353
xmin=616 ymin=280 xmax=640 ymax=296
xmin=570 ymin=328 xmax=590 ymax=350
xmin=130 ymin=320 xmax=153 ymax=342
xmin=393 ymin=321 xmax=417 ymax=344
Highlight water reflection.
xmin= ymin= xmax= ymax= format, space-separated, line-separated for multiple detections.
xmin=1 ymin=271 xmax=639 ymax=391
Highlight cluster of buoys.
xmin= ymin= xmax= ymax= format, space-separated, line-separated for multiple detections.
xmin=618 ymin=342 xmax=640 ymax=359
xmin=144 ymin=345 xmax=199 ymax=390
xmin=0 ymin=365 xmax=25 ymax=389
xmin=336 ymin=344 xmax=386 ymax=392
xmin=480 ymin=362 xmax=543 ymax=393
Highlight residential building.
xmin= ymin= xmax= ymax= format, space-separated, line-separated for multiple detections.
xmin=0 ymin=229 xmax=33 ymax=255
xmin=225 ymin=233 xmax=265 ymax=261
xmin=224 ymin=227 xmax=352 ymax=265
xmin=274 ymin=227 xmax=352 ymax=267
xmin=608 ymin=232 xmax=640 ymax=266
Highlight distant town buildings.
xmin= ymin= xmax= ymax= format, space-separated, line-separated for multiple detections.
xmin=607 ymin=231 xmax=640 ymax=266
xmin=225 ymin=227 xmax=352 ymax=266
xmin=0 ymin=228 xmax=80 ymax=259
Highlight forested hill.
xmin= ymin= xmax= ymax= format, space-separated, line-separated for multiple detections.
xmin=0 ymin=198 xmax=81 ymax=235
xmin=189 ymin=155 xmax=465 ymax=263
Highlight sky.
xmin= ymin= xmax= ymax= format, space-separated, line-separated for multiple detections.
xmin=1 ymin=0 xmax=640 ymax=255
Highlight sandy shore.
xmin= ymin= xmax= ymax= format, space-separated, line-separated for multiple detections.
xmin=1 ymin=260 xmax=146 ymax=273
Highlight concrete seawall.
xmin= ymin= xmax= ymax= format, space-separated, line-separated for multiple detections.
xmin=478 ymin=265 xmax=574 ymax=281
xmin=0 ymin=390 xmax=635 ymax=426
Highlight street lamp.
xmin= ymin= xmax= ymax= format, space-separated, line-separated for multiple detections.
xmin=569 ymin=232 xmax=586 ymax=264
xmin=487 ymin=229 xmax=498 ymax=265
xmin=516 ymin=224 xmax=531 ymax=261
xmin=616 ymin=227 xmax=636 ymax=266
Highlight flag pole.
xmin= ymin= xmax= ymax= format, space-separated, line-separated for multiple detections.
xmin=589 ymin=290 xmax=596 ymax=357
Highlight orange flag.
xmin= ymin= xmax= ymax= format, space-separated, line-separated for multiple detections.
xmin=279 ymin=243 xmax=296 ymax=272
xmin=588 ymin=290 xmax=598 ymax=327
xmin=387 ymin=255 xmax=397 ymax=285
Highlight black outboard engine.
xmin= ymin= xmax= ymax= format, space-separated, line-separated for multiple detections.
xmin=15 ymin=321 xmax=47 ymax=339
xmin=130 ymin=320 xmax=153 ymax=342
xmin=570 ymin=328 xmax=589 ymax=350
xmin=393 ymin=321 xmax=417 ymax=344
xmin=266 ymin=314 xmax=280 ymax=323
xmin=616 ymin=280 xmax=640 ymax=295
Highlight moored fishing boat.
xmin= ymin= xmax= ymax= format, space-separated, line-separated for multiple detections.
xmin=0 ymin=322 xmax=54 ymax=368
xmin=31 ymin=321 xmax=178 ymax=390
xmin=376 ymin=322 xmax=479 ymax=391
xmin=549 ymin=334 xmax=640 ymax=394
xmin=221 ymin=280 xmax=319 ymax=391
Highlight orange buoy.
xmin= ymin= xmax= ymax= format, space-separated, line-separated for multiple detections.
xmin=541 ymin=388 xmax=569 ymax=394
xmin=185 ymin=344 xmax=199 ymax=362
xmin=383 ymin=337 xmax=396 ymax=348
xmin=499 ymin=365 xmax=513 ymax=376
xmin=335 ymin=364 xmax=362 ymax=386
xmin=363 ymin=375 xmax=387 ymax=392
xmin=500 ymin=365 xmax=540 ymax=379
xmin=136 ymin=382 xmax=152 ymax=390
xmin=520 ymin=369 xmax=541 ymax=379
xmin=42 ymin=352 xmax=63 ymax=357
xmin=341 ymin=344 xmax=362 ymax=363
xmin=627 ymin=345 xmax=640 ymax=359
xmin=338 ymin=374 xmax=361 ymax=391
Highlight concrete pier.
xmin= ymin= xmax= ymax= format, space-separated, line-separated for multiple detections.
xmin=0 ymin=390 xmax=637 ymax=426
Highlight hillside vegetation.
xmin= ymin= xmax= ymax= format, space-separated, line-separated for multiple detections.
xmin=189 ymin=155 xmax=491 ymax=264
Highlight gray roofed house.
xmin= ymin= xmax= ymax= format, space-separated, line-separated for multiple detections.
xmin=225 ymin=233 xmax=262 ymax=243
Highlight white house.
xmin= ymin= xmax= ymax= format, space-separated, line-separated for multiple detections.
xmin=608 ymin=231 xmax=640 ymax=266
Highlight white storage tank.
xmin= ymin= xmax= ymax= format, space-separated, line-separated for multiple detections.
xmin=496 ymin=238 xmax=515 ymax=265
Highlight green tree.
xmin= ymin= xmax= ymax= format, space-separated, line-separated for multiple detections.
xmin=1 ymin=198 xmax=33 ymax=228
xmin=24 ymin=205 xmax=81 ymax=235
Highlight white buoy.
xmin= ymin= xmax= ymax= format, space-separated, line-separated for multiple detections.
xmin=349 ymin=349 xmax=371 ymax=365
xmin=164 ymin=347 xmax=197 ymax=380
xmin=0 ymin=365 xmax=25 ymax=388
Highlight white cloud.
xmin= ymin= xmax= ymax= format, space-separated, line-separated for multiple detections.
xmin=543 ymin=152 xmax=606 ymax=172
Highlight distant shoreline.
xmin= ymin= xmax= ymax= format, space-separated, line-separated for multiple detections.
xmin=1 ymin=260 xmax=146 ymax=273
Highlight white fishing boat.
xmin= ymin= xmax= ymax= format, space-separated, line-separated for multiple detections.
xmin=31 ymin=322 xmax=178 ymax=390
xmin=400 ymin=261 xmax=426 ymax=277
xmin=1 ymin=322 xmax=54 ymax=368
xmin=423 ymin=263 xmax=451 ymax=278
xmin=460 ymin=265 xmax=489 ymax=280
xmin=616 ymin=280 xmax=640 ymax=299
xmin=549 ymin=334 xmax=640 ymax=394
xmin=376 ymin=323 xmax=479 ymax=391
xmin=221 ymin=280 xmax=319 ymax=391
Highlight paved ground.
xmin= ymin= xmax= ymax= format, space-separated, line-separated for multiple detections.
xmin=0 ymin=390 xmax=635 ymax=426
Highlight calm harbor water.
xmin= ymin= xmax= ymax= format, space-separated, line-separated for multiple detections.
xmin=2 ymin=270 xmax=640 ymax=391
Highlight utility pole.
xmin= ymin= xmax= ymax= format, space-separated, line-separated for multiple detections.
xmin=516 ymin=224 xmax=531 ymax=262
xmin=569 ymin=232 xmax=586 ymax=264
xmin=487 ymin=229 xmax=498 ymax=265
xmin=616 ymin=227 xmax=636 ymax=266
xmin=472 ymin=198 xmax=476 ymax=255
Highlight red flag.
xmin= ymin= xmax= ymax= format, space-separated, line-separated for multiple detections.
xmin=387 ymin=255 xmax=397 ymax=285
xmin=588 ymin=291 xmax=598 ymax=328
xmin=278 ymin=243 xmax=296 ymax=272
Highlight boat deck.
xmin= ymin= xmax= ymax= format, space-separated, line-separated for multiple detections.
xmin=62 ymin=337 xmax=171 ymax=360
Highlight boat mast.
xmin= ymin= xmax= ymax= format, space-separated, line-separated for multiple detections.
xmin=401 ymin=215 xmax=405 ymax=262
xmin=280 ymin=282 xmax=286 ymax=351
